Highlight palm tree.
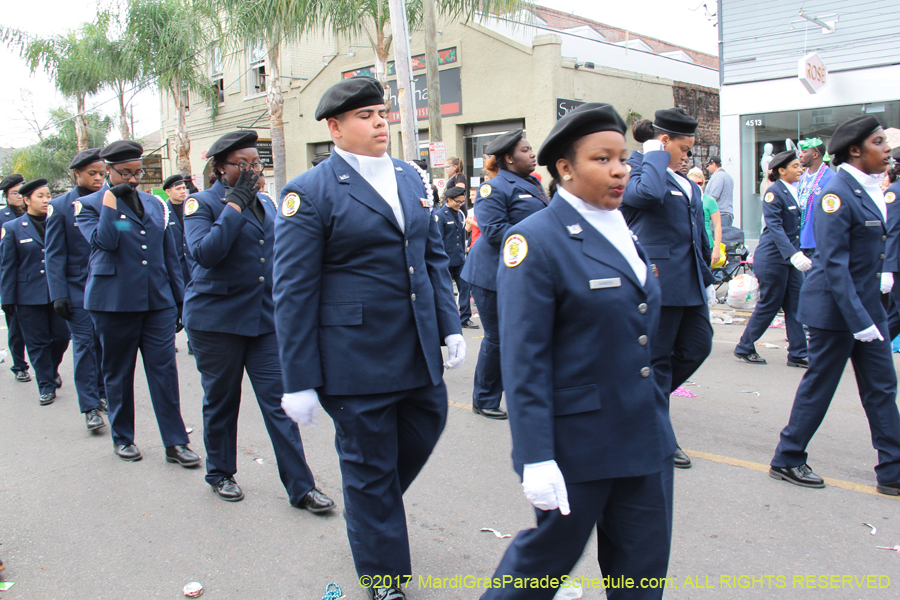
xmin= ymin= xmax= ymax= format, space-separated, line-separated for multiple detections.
xmin=125 ymin=0 xmax=220 ymax=177
xmin=95 ymin=11 xmax=143 ymax=140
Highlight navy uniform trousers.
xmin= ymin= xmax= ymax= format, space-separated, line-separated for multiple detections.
xmin=734 ymin=258 xmax=806 ymax=361
xmin=64 ymin=308 xmax=106 ymax=412
xmin=4 ymin=310 xmax=28 ymax=374
xmin=449 ymin=264 xmax=472 ymax=323
xmin=16 ymin=304 xmax=69 ymax=395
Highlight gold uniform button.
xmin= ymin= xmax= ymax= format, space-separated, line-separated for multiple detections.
xmin=259 ymin=240 xmax=264 ymax=245
xmin=259 ymin=276 xmax=265 ymax=283
xmin=638 ymin=335 xmax=648 ymax=346
xmin=640 ymin=367 xmax=651 ymax=378
xmin=638 ymin=303 xmax=648 ymax=314
xmin=259 ymin=258 xmax=265 ymax=264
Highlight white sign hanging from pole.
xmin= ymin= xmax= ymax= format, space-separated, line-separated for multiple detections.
xmin=799 ymin=53 xmax=827 ymax=94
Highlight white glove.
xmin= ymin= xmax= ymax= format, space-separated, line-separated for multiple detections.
xmin=443 ymin=334 xmax=466 ymax=369
xmin=853 ymin=325 xmax=884 ymax=343
xmin=790 ymin=252 xmax=812 ymax=272
xmin=281 ymin=389 xmax=319 ymax=426
xmin=882 ymin=272 xmax=894 ymax=294
xmin=522 ymin=460 xmax=570 ymax=515
xmin=706 ymin=284 xmax=717 ymax=308
xmin=642 ymin=139 xmax=665 ymax=154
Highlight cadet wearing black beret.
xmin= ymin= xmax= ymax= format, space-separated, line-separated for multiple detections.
xmin=69 ymin=148 xmax=102 ymax=171
xmin=484 ymin=128 xmax=524 ymax=157
xmin=0 ymin=172 xmax=30 ymax=383
xmin=163 ymin=175 xmax=185 ymax=191
xmin=99 ymin=140 xmax=143 ymax=164
xmin=206 ymin=130 xmax=258 ymax=160
xmin=314 ymin=76 xmax=385 ymax=121
xmin=766 ymin=150 xmax=799 ymax=178
xmin=18 ymin=178 xmax=49 ymax=198
xmin=0 ymin=174 xmax=25 ymax=194
xmin=653 ymin=107 xmax=699 ymax=136
xmin=443 ymin=185 xmax=465 ymax=200
xmin=827 ymin=114 xmax=883 ymax=166
xmin=538 ymin=103 xmax=626 ymax=179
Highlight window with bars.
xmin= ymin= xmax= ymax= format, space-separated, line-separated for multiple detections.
xmin=210 ymin=46 xmax=225 ymax=104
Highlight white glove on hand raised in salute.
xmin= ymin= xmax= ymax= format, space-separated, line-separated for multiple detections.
xmin=443 ymin=334 xmax=466 ymax=369
xmin=790 ymin=252 xmax=812 ymax=272
xmin=522 ymin=460 xmax=570 ymax=515
xmin=281 ymin=389 xmax=319 ymax=426
xmin=853 ymin=325 xmax=884 ymax=343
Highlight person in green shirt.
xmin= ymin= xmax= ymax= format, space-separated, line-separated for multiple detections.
xmin=688 ymin=167 xmax=721 ymax=266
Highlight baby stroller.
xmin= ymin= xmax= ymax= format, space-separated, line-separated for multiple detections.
xmin=712 ymin=225 xmax=751 ymax=293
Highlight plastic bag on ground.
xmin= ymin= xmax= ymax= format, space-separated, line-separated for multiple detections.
xmin=726 ymin=273 xmax=759 ymax=310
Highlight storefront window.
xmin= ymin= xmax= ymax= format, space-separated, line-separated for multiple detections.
xmin=739 ymin=101 xmax=900 ymax=238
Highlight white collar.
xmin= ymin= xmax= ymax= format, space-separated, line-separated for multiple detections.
xmin=840 ymin=163 xmax=880 ymax=188
xmin=780 ymin=179 xmax=799 ymax=201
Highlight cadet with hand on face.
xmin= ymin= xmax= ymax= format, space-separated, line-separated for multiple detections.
xmin=437 ymin=185 xmax=478 ymax=329
xmin=0 ymin=174 xmax=31 ymax=383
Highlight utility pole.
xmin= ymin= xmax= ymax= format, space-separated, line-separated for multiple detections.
xmin=388 ymin=0 xmax=419 ymax=160
xmin=423 ymin=0 xmax=442 ymax=175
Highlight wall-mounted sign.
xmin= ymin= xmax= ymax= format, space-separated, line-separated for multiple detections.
xmin=256 ymin=139 xmax=274 ymax=169
xmin=556 ymin=98 xmax=586 ymax=121
xmin=429 ymin=142 xmax=447 ymax=168
xmin=142 ymin=154 xmax=163 ymax=185
xmin=799 ymin=53 xmax=827 ymax=94
xmin=386 ymin=68 xmax=462 ymax=124
xmin=343 ymin=48 xmax=458 ymax=79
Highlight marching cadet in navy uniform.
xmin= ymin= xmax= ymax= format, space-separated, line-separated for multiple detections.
xmin=620 ymin=108 xmax=716 ymax=469
xmin=484 ymin=104 xmax=675 ymax=600
xmin=274 ymin=77 xmax=465 ymax=600
xmin=436 ymin=185 xmax=478 ymax=328
xmin=770 ymin=115 xmax=900 ymax=496
xmin=77 ymin=140 xmax=200 ymax=466
xmin=182 ymin=131 xmax=334 ymax=511
xmin=883 ymin=156 xmax=900 ymax=339
xmin=625 ymin=119 xmax=656 ymax=178
xmin=460 ymin=129 xmax=547 ymax=420
xmin=1 ymin=179 xmax=70 ymax=406
xmin=163 ymin=175 xmax=194 ymax=354
xmin=734 ymin=151 xmax=809 ymax=367
xmin=45 ymin=149 xmax=108 ymax=431
xmin=0 ymin=174 xmax=31 ymax=382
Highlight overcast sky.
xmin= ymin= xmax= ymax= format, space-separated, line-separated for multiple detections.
xmin=0 ymin=0 xmax=719 ymax=149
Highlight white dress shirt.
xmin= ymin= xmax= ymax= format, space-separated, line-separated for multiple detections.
xmin=841 ymin=163 xmax=886 ymax=221
xmin=557 ymin=187 xmax=647 ymax=285
xmin=334 ymin=146 xmax=404 ymax=229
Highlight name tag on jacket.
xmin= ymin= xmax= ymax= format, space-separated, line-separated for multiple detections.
xmin=20 ymin=238 xmax=33 ymax=244
xmin=671 ymin=191 xmax=683 ymax=196
xmin=518 ymin=194 xmax=533 ymax=199
xmin=788 ymin=206 xmax=798 ymax=210
xmin=866 ymin=221 xmax=881 ymax=227
xmin=589 ymin=278 xmax=621 ymax=290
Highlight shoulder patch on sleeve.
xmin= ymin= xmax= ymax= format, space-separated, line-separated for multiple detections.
xmin=764 ymin=192 xmax=774 ymax=203
xmin=887 ymin=192 xmax=896 ymax=204
xmin=73 ymin=200 xmax=83 ymax=216
xmin=503 ymin=234 xmax=528 ymax=267
xmin=822 ymin=194 xmax=841 ymax=213
xmin=46 ymin=204 xmax=54 ymax=218
xmin=282 ymin=192 xmax=300 ymax=217
xmin=184 ymin=198 xmax=199 ymax=216
xmin=479 ymin=184 xmax=492 ymax=198
xmin=626 ymin=163 xmax=632 ymax=173
xmin=1 ymin=226 xmax=5 ymax=240
xmin=435 ymin=214 xmax=439 ymax=222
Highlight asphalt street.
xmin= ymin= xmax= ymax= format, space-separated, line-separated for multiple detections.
xmin=1 ymin=316 xmax=899 ymax=599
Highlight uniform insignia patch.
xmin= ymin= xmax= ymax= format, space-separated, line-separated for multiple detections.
xmin=503 ymin=234 xmax=528 ymax=267
xmin=46 ymin=204 xmax=54 ymax=218
xmin=887 ymin=192 xmax=896 ymax=204
xmin=626 ymin=164 xmax=632 ymax=173
xmin=185 ymin=198 xmax=199 ymax=216
xmin=74 ymin=200 xmax=82 ymax=216
xmin=566 ymin=224 xmax=582 ymax=235
xmin=479 ymin=184 xmax=492 ymax=198
xmin=0 ymin=227 xmax=4 ymax=240
xmin=339 ymin=174 xmax=350 ymax=180
xmin=764 ymin=192 xmax=774 ymax=203
xmin=822 ymin=194 xmax=841 ymax=213
xmin=282 ymin=193 xmax=300 ymax=217
xmin=435 ymin=214 xmax=440 ymax=222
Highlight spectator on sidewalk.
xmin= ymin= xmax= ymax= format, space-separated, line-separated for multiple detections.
xmin=706 ymin=156 xmax=735 ymax=228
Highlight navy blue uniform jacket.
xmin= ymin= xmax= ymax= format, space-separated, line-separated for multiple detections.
xmin=435 ymin=204 xmax=466 ymax=267
xmin=1 ymin=215 xmax=52 ymax=305
xmin=620 ymin=150 xmax=714 ymax=305
xmin=498 ymin=196 xmax=676 ymax=483
xmin=76 ymin=189 xmax=184 ymax=312
xmin=183 ymin=180 xmax=276 ymax=336
xmin=273 ymin=153 xmax=461 ymax=396
xmin=45 ymin=186 xmax=105 ymax=306
xmin=166 ymin=200 xmax=192 ymax=288
xmin=883 ymin=180 xmax=900 ymax=274
xmin=798 ymin=168 xmax=888 ymax=333
xmin=756 ymin=180 xmax=802 ymax=265
xmin=460 ymin=170 xmax=547 ymax=291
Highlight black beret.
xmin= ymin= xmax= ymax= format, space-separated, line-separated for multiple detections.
xmin=0 ymin=174 xmax=24 ymax=192
xmin=654 ymin=108 xmax=698 ymax=136
xmin=69 ymin=148 xmax=102 ymax=170
xmin=485 ymin=129 xmax=524 ymax=157
xmin=100 ymin=140 xmax=144 ymax=164
xmin=315 ymin=76 xmax=385 ymax=121
xmin=768 ymin=150 xmax=799 ymax=174
xmin=207 ymin=130 xmax=258 ymax=160
xmin=827 ymin=115 xmax=883 ymax=158
xmin=19 ymin=178 xmax=49 ymax=198
xmin=443 ymin=185 xmax=465 ymax=199
xmin=163 ymin=175 xmax=185 ymax=190
xmin=537 ymin=103 xmax=627 ymax=176
xmin=311 ymin=155 xmax=330 ymax=167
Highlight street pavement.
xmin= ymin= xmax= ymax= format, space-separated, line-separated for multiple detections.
xmin=1 ymin=316 xmax=900 ymax=599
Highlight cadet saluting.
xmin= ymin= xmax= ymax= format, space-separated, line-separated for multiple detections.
xmin=620 ymin=108 xmax=715 ymax=469
xmin=274 ymin=77 xmax=464 ymax=600
xmin=769 ymin=116 xmax=900 ymax=496
xmin=460 ymin=129 xmax=547 ymax=420
xmin=182 ymin=131 xmax=334 ymax=511
xmin=483 ymin=103 xmax=675 ymax=600
xmin=77 ymin=140 xmax=199 ymax=466
xmin=0 ymin=174 xmax=31 ymax=382
xmin=45 ymin=149 xmax=108 ymax=431
xmin=733 ymin=151 xmax=809 ymax=367
xmin=1 ymin=179 xmax=70 ymax=406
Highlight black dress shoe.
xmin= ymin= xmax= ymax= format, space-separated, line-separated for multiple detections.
xmin=674 ymin=446 xmax=692 ymax=469
xmin=98 ymin=398 xmax=108 ymax=413
xmin=461 ymin=319 xmax=480 ymax=329
xmin=472 ymin=405 xmax=508 ymax=420
xmin=85 ymin=409 xmax=106 ymax=431
xmin=734 ymin=351 xmax=767 ymax=364
xmin=165 ymin=445 xmax=201 ymax=467
xmin=295 ymin=487 xmax=335 ymax=514
xmin=15 ymin=370 xmax=31 ymax=383
xmin=876 ymin=482 xmax=900 ymax=496
xmin=211 ymin=477 xmax=245 ymax=502
xmin=769 ymin=464 xmax=825 ymax=488
xmin=786 ymin=358 xmax=808 ymax=368
xmin=370 ymin=587 xmax=407 ymax=600
xmin=53 ymin=374 xmax=63 ymax=388
xmin=39 ymin=391 xmax=56 ymax=406
xmin=114 ymin=444 xmax=142 ymax=462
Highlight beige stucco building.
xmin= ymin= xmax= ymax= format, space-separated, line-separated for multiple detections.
xmin=158 ymin=6 xmax=719 ymax=198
